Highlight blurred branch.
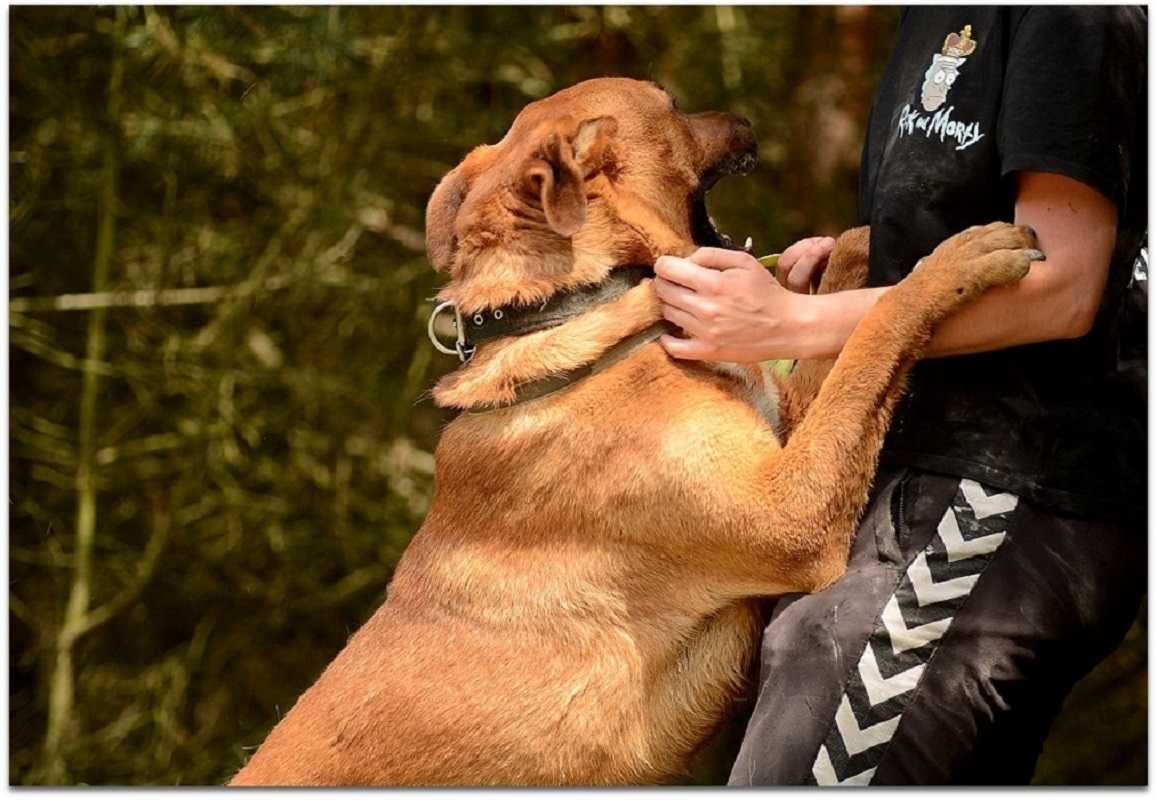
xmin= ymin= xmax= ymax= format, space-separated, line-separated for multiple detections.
xmin=95 ymin=432 xmax=188 ymax=466
xmin=44 ymin=8 xmax=126 ymax=781
xmin=72 ymin=498 xmax=172 ymax=639
xmin=10 ymin=275 xmax=294 ymax=313
xmin=9 ymin=591 xmax=39 ymax=631
xmin=302 ymin=565 xmax=389 ymax=609
xmin=10 ymin=325 xmax=121 ymax=377
xmin=11 ymin=414 xmax=76 ymax=466
xmin=11 ymin=548 xmax=75 ymax=569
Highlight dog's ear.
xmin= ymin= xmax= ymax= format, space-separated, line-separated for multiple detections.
xmin=426 ymin=166 xmax=469 ymax=272
xmin=523 ymin=116 xmax=617 ymax=238
xmin=571 ymin=115 xmax=617 ymax=175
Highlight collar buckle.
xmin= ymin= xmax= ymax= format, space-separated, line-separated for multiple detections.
xmin=427 ymin=301 xmax=475 ymax=363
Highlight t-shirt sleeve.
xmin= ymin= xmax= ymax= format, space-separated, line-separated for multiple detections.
xmin=998 ymin=6 xmax=1146 ymax=211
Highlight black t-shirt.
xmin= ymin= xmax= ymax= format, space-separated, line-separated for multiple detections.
xmin=859 ymin=6 xmax=1147 ymax=522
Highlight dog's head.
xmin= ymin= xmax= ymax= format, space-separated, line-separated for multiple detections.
xmin=426 ymin=77 xmax=757 ymax=312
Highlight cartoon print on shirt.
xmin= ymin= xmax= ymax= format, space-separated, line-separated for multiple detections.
xmin=921 ymin=25 xmax=977 ymax=112
xmin=897 ymin=25 xmax=985 ymax=152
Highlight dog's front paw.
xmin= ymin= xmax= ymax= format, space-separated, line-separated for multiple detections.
xmin=918 ymin=222 xmax=1041 ymax=299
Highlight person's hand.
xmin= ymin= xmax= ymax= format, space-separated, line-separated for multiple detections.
xmin=776 ymin=235 xmax=836 ymax=294
xmin=653 ymin=247 xmax=808 ymax=363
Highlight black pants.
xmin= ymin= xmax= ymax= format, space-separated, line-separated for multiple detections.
xmin=728 ymin=467 xmax=1145 ymax=785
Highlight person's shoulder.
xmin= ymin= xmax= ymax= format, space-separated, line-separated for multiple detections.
xmin=1104 ymin=6 xmax=1147 ymax=54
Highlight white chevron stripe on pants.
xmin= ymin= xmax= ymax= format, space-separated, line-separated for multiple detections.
xmin=811 ymin=478 xmax=1018 ymax=786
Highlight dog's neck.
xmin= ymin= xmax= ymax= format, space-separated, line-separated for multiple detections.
xmin=431 ymin=280 xmax=664 ymax=410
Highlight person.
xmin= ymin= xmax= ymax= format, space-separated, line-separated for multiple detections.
xmin=652 ymin=7 xmax=1147 ymax=785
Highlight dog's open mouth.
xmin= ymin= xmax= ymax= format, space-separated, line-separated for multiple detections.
xmin=691 ymin=148 xmax=759 ymax=251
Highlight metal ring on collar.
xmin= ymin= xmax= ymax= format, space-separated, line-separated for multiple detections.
xmin=427 ymin=301 xmax=474 ymax=362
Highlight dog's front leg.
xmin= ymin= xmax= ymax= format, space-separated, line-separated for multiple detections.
xmin=754 ymin=223 xmax=1040 ymax=592
xmin=774 ymin=226 xmax=870 ymax=442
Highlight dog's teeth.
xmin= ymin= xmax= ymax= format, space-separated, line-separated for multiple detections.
xmin=743 ymin=236 xmax=753 ymax=253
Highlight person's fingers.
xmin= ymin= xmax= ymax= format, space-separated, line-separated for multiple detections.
xmin=658 ymin=302 xmax=710 ymax=339
xmin=686 ymin=247 xmax=763 ymax=272
xmin=786 ymin=256 xmax=823 ymax=292
xmin=655 ymin=255 xmax=722 ymax=294
xmin=776 ymin=257 xmax=793 ymax=286
xmin=659 ymin=333 xmax=718 ymax=361
xmin=778 ymin=238 xmax=813 ymax=270
xmin=783 ymin=251 xmax=821 ymax=292
xmin=777 ymin=237 xmax=831 ymax=286
xmin=816 ymin=236 xmax=836 ymax=259
xmin=783 ymin=237 xmax=836 ymax=292
xmin=653 ymin=276 xmax=716 ymax=320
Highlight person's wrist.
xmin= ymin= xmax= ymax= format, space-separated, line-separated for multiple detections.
xmin=791 ymin=293 xmax=828 ymax=360
xmin=806 ymin=288 xmax=891 ymax=360
xmin=789 ymin=292 xmax=849 ymax=360
xmin=760 ymin=288 xmax=815 ymax=361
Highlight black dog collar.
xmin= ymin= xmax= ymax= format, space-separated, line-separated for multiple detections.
xmin=428 ymin=264 xmax=654 ymax=362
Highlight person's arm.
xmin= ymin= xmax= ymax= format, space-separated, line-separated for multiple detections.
xmin=654 ymin=171 xmax=1117 ymax=363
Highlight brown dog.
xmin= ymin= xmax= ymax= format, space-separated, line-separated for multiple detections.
xmin=231 ymin=78 xmax=1037 ymax=786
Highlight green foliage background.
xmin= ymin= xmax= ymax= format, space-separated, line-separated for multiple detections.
xmin=9 ymin=6 xmax=1145 ymax=786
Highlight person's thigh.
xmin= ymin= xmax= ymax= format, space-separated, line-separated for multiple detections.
xmin=728 ymin=467 xmax=1145 ymax=786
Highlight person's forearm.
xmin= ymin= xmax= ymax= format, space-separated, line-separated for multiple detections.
xmin=795 ymin=172 xmax=1117 ymax=361
xmin=923 ymin=257 xmax=1100 ymax=356
xmin=654 ymin=174 xmax=1113 ymax=365
xmin=794 ymin=258 xmax=1098 ymax=360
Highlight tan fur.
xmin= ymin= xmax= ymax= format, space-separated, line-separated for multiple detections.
xmin=775 ymin=225 xmax=871 ymax=440
xmin=232 ymin=78 xmax=1036 ymax=786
